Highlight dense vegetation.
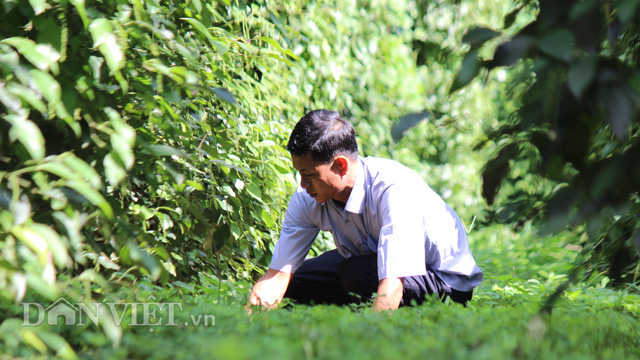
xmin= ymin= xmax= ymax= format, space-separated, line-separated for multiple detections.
xmin=451 ymin=0 xmax=640 ymax=290
xmin=0 ymin=0 xmax=638 ymax=358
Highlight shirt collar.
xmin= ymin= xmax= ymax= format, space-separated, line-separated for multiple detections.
xmin=344 ymin=157 xmax=366 ymax=214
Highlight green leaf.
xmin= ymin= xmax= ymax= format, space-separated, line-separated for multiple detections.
xmin=569 ymin=0 xmax=599 ymax=20
xmin=230 ymin=223 xmax=241 ymax=240
xmin=144 ymin=144 xmax=188 ymax=157
xmin=482 ymin=144 xmax=518 ymax=205
xmin=504 ymin=5 xmax=524 ymax=29
xmin=267 ymin=53 xmax=296 ymax=67
xmin=110 ymin=133 xmax=135 ymax=169
xmin=143 ymin=59 xmax=187 ymax=83
xmin=126 ymin=241 xmax=164 ymax=280
xmin=105 ymin=108 xmax=135 ymax=144
xmin=260 ymin=208 xmax=276 ymax=228
xmin=11 ymin=224 xmax=49 ymax=266
xmin=538 ymin=29 xmax=575 ymax=62
xmin=28 ymin=0 xmax=49 ymax=15
xmin=185 ymin=180 xmax=204 ymax=191
xmin=0 ymin=84 xmax=22 ymax=112
xmin=181 ymin=17 xmax=229 ymax=55
xmin=88 ymin=19 xmax=125 ymax=79
xmin=391 ymin=111 xmax=433 ymax=141
xmin=34 ymin=152 xmax=102 ymax=189
xmin=35 ymin=331 xmax=77 ymax=360
xmin=47 ymin=188 xmax=68 ymax=210
xmin=271 ymin=159 xmax=290 ymax=175
xmin=38 ymin=156 xmax=113 ymax=218
xmin=450 ymin=48 xmax=481 ymax=93
xmin=60 ymin=153 xmax=102 ymax=188
xmin=28 ymin=69 xmax=61 ymax=107
xmin=35 ymin=16 xmax=63 ymax=55
xmin=104 ymin=152 xmax=127 ymax=187
xmin=213 ymin=224 xmax=230 ymax=249
xmin=37 ymin=161 xmax=74 ymax=181
xmin=51 ymin=212 xmax=83 ymax=258
xmin=234 ymin=40 xmax=260 ymax=55
xmin=5 ymin=111 xmax=45 ymax=160
xmin=568 ymin=56 xmax=596 ymax=99
xmin=95 ymin=304 xmax=123 ymax=347
xmin=169 ymin=66 xmax=189 ymax=78
xmin=29 ymin=223 xmax=71 ymax=268
xmin=20 ymin=329 xmax=48 ymax=354
xmin=185 ymin=204 xmax=207 ymax=225
xmin=214 ymin=158 xmax=248 ymax=174
xmin=5 ymin=83 xmax=47 ymax=113
xmin=462 ymin=27 xmax=500 ymax=47
xmin=105 ymin=108 xmax=136 ymax=169
xmin=245 ymin=183 xmax=263 ymax=201
xmin=69 ymin=0 xmax=90 ymax=29
xmin=11 ymin=195 xmax=31 ymax=226
xmin=66 ymin=180 xmax=114 ymax=220
xmin=142 ymin=58 xmax=171 ymax=73
xmin=259 ymin=36 xmax=299 ymax=59
xmin=212 ymin=87 xmax=237 ymax=105
xmin=615 ymin=0 xmax=640 ymax=24
xmin=0 ymin=37 xmax=60 ymax=72
xmin=488 ymin=35 xmax=534 ymax=68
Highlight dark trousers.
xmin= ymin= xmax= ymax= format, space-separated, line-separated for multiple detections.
xmin=284 ymin=249 xmax=472 ymax=306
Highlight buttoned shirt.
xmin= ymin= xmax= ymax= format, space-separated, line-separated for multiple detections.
xmin=269 ymin=156 xmax=483 ymax=292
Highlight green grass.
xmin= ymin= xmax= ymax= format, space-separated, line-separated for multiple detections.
xmin=78 ymin=299 xmax=639 ymax=360
xmin=3 ymin=224 xmax=640 ymax=359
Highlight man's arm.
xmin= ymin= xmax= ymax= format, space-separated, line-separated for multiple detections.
xmin=373 ymin=182 xmax=430 ymax=310
xmin=247 ymin=268 xmax=292 ymax=309
xmin=372 ymin=277 xmax=403 ymax=311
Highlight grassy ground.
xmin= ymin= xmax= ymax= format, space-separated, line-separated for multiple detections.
xmin=4 ymin=224 xmax=640 ymax=359
xmin=79 ymin=291 xmax=640 ymax=360
xmin=78 ymin=224 xmax=640 ymax=360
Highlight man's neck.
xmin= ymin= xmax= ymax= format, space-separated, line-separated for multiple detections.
xmin=333 ymin=199 xmax=346 ymax=209
xmin=332 ymin=159 xmax=358 ymax=203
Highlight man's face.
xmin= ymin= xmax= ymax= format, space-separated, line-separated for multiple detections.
xmin=291 ymin=154 xmax=344 ymax=203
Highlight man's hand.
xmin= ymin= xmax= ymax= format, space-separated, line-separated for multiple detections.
xmin=247 ymin=268 xmax=292 ymax=312
xmin=372 ymin=277 xmax=403 ymax=311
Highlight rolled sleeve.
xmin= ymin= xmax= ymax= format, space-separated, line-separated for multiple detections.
xmin=269 ymin=188 xmax=319 ymax=273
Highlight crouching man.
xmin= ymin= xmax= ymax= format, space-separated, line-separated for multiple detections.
xmin=248 ymin=109 xmax=483 ymax=311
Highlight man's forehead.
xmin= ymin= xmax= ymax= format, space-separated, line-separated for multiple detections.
xmin=291 ymin=154 xmax=324 ymax=171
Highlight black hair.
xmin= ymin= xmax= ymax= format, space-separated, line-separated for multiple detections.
xmin=287 ymin=109 xmax=358 ymax=163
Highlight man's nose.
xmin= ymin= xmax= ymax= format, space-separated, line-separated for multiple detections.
xmin=300 ymin=177 xmax=310 ymax=188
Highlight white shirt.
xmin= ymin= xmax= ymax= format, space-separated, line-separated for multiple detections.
xmin=269 ymin=156 xmax=483 ymax=292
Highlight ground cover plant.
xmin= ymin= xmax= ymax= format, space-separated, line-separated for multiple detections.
xmin=1 ymin=0 xmax=639 ymax=358
xmin=7 ymin=224 xmax=640 ymax=360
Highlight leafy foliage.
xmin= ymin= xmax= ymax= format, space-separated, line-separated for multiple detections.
xmin=5 ymin=224 xmax=639 ymax=359
xmin=0 ymin=0 xmax=303 ymax=315
xmin=450 ymin=0 xmax=640 ymax=283
xmin=1 ymin=0 xmax=513 ymax=351
xmin=2 ymin=0 xmax=639 ymax=356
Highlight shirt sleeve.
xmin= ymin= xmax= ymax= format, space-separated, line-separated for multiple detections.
xmin=376 ymin=184 xmax=428 ymax=280
xmin=268 ymin=188 xmax=320 ymax=273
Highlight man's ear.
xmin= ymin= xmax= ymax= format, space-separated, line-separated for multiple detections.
xmin=333 ymin=156 xmax=350 ymax=176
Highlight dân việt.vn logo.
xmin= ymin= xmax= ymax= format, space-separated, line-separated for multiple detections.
xmin=21 ymin=297 xmax=215 ymax=329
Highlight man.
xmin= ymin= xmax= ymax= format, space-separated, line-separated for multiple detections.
xmin=248 ymin=109 xmax=483 ymax=311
